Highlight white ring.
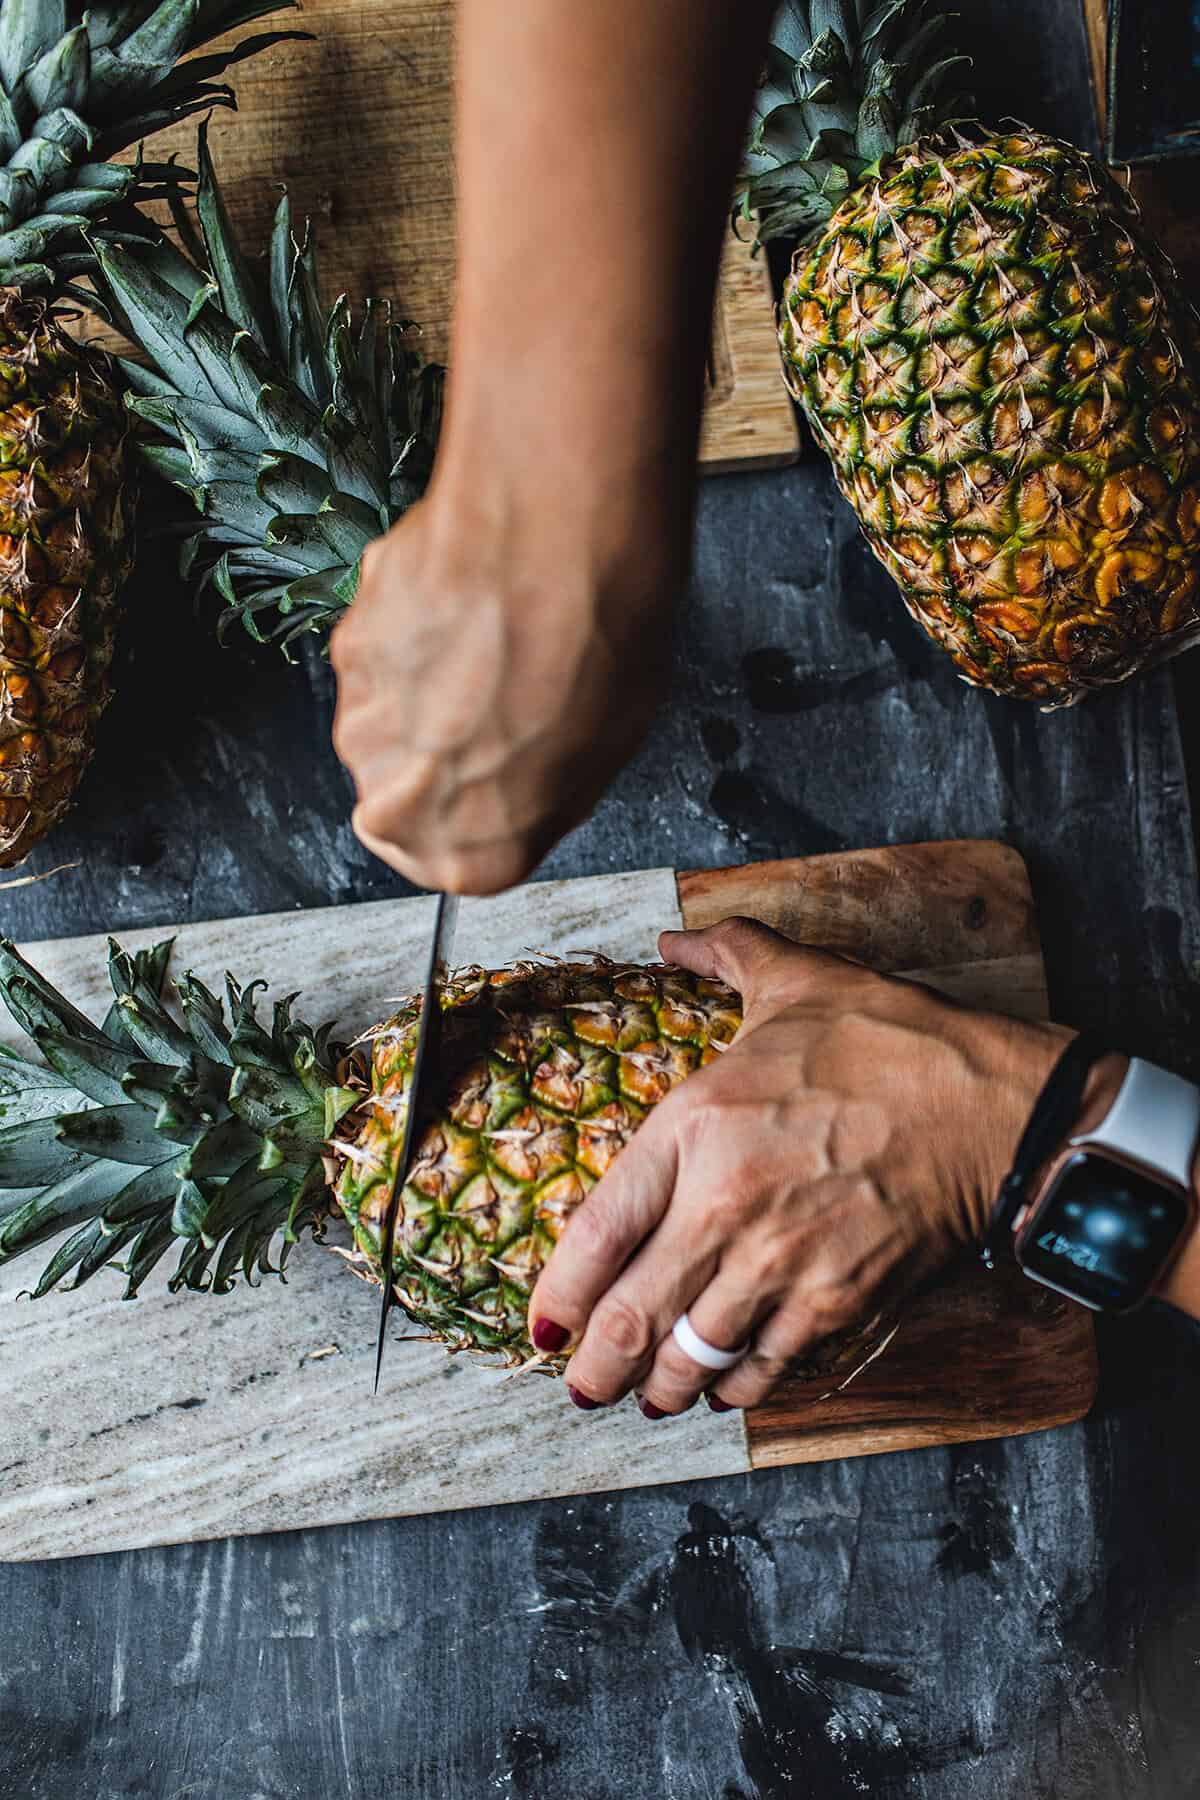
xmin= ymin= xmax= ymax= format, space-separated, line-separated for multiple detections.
xmin=672 ymin=1312 xmax=748 ymax=1372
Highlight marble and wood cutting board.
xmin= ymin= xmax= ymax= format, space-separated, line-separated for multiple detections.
xmin=85 ymin=0 xmax=801 ymax=476
xmin=0 ymin=840 xmax=1097 ymax=1562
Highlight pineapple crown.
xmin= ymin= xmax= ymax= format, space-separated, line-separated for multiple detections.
xmin=0 ymin=0 xmax=308 ymax=291
xmin=0 ymin=935 xmax=358 ymax=1299
xmin=95 ymin=123 xmax=445 ymax=650
xmin=735 ymin=0 xmax=970 ymax=245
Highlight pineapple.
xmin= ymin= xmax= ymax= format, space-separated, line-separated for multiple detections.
xmin=98 ymin=125 xmax=443 ymax=652
xmin=0 ymin=296 xmax=131 ymax=863
xmin=739 ymin=1 xmax=1200 ymax=704
xmin=0 ymin=0 xmax=305 ymax=860
xmin=0 ymin=935 xmax=885 ymax=1387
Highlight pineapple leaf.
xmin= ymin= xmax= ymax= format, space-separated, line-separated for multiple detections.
xmin=0 ymin=1161 xmax=134 ymax=1261
xmin=24 ymin=22 xmax=91 ymax=117
xmin=0 ymin=0 xmax=63 ymax=96
xmin=195 ymin=118 xmax=271 ymax=346
xmin=57 ymin=1103 xmax=189 ymax=1163
xmin=738 ymin=0 xmax=969 ymax=244
xmin=0 ymin=1116 xmax=91 ymax=1188
xmin=0 ymin=938 xmax=345 ymax=1298
xmin=33 ymin=1027 xmax=137 ymax=1107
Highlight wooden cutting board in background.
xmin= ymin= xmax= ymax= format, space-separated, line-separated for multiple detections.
xmin=85 ymin=0 xmax=800 ymax=475
xmin=0 ymin=840 xmax=1096 ymax=1562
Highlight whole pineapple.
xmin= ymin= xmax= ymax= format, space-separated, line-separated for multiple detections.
xmin=0 ymin=0 xmax=304 ymax=859
xmin=739 ymin=1 xmax=1200 ymax=704
xmin=0 ymin=295 xmax=130 ymax=862
xmin=0 ymin=936 xmax=884 ymax=1387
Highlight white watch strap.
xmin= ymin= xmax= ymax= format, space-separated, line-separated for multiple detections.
xmin=1071 ymin=1057 xmax=1200 ymax=1189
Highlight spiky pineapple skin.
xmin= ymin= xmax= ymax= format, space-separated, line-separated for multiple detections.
xmin=335 ymin=961 xmax=742 ymax=1366
xmin=779 ymin=128 xmax=1200 ymax=705
xmin=334 ymin=959 xmax=894 ymax=1383
xmin=0 ymin=293 xmax=132 ymax=864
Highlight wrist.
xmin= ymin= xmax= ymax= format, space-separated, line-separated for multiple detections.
xmin=955 ymin=1013 xmax=1076 ymax=1244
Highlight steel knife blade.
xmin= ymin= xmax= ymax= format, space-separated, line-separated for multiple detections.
xmin=373 ymin=890 xmax=460 ymax=1389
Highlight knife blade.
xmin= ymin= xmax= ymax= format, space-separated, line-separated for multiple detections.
xmin=373 ymin=890 xmax=460 ymax=1389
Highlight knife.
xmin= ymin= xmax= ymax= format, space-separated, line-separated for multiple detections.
xmin=373 ymin=890 xmax=460 ymax=1390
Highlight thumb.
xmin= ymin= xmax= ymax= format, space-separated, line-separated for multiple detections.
xmin=660 ymin=917 xmax=854 ymax=1009
xmin=659 ymin=916 xmax=795 ymax=993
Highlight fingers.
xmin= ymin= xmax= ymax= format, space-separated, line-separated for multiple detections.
xmin=659 ymin=918 xmax=852 ymax=1013
xmin=528 ymin=1104 xmax=681 ymax=1359
xmin=351 ymin=805 xmax=541 ymax=897
xmin=627 ymin=1265 xmax=779 ymax=1418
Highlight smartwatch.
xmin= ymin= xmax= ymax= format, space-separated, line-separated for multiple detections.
xmin=990 ymin=1043 xmax=1200 ymax=1313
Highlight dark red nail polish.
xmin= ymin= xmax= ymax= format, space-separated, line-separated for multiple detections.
xmin=706 ymin=1394 xmax=735 ymax=1413
xmin=533 ymin=1317 xmax=569 ymax=1354
xmin=638 ymin=1396 xmax=669 ymax=1420
xmin=567 ymin=1384 xmax=601 ymax=1410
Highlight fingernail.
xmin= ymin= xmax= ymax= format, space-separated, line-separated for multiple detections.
xmin=533 ymin=1317 xmax=570 ymax=1354
xmin=567 ymin=1384 xmax=601 ymax=1411
xmin=638 ymin=1396 xmax=669 ymax=1420
xmin=706 ymin=1394 xmax=735 ymax=1413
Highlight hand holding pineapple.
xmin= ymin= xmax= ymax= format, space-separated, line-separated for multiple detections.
xmin=527 ymin=918 xmax=1078 ymax=1415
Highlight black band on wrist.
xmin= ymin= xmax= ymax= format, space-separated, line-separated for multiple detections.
xmin=982 ymin=1031 xmax=1109 ymax=1269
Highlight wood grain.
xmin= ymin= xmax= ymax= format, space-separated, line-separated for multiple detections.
xmin=86 ymin=0 xmax=800 ymax=474
xmin=675 ymin=836 xmax=1098 ymax=1467
xmin=677 ymin=838 xmax=1039 ymax=970
xmin=746 ymin=1257 xmax=1096 ymax=1467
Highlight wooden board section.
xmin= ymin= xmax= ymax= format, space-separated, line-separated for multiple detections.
xmin=0 ymin=842 xmax=1096 ymax=1561
xmin=85 ymin=1 xmax=800 ymax=475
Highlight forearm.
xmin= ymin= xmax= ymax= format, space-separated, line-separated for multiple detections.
xmin=439 ymin=0 xmax=776 ymax=546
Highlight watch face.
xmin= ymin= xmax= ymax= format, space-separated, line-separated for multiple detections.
xmin=1018 ymin=1152 xmax=1191 ymax=1311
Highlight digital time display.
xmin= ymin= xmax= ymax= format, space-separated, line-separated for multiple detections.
xmin=1017 ymin=1153 xmax=1192 ymax=1312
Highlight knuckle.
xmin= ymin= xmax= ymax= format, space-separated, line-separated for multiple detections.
xmin=562 ymin=1196 xmax=625 ymax=1265
xmin=591 ymin=1293 xmax=656 ymax=1363
xmin=802 ymin=1277 xmax=863 ymax=1334
xmin=708 ymin=916 xmax=765 ymax=957
xmin=744 ymin=1341 xmax=791 ymax=1382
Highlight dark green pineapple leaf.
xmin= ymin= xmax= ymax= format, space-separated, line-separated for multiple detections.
xmin=104 ymin=126 xmax=443 ymax=648
xmin=737 ymin=0 xmax=969 ymax=246
xmin=0 ymin=938 xmax=345 ymax=1301
xmin=176 ymin=1112 xmax=263 ymax=1180
xmin=0 ymin=938 xmax=111 ymax=1048
xmin=194 ymin=118 xmax=270 ymax=345
xmin=57 ymin=1103 xmax=188 ymax=1163
xmin=0 ymin=1115 xmax=87 ymax=1185
xmin=0 ymin=1160 xmax=133 ymax=1260
xmin=0 ymin=0 xmax=63 ymax=96
xmin=0 ymin=1040 xmax=84 ymax=1122
xmin=120 ymin=1212 xmax=178 ymax=1295
xmin=170 ymin=1176 xmax=209 ymax=1239
xmin=33 ymin=1027 xmax=136 ymax=1107
xmin=27 ymin=1216 xmax=122 ymax=1297
xmin=24 ymin=22 xmax=91 ymax=116
xmin=177 ymin=972 xmax=234 ymax=1064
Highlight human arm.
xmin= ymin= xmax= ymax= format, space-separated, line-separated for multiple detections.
xmin=528 ymin=919 xmax=1200 ymax=1418
xmin=331 ymin=0 xmax=776 ymax=895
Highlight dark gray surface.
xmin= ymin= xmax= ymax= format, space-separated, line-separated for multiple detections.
xmin=4 ymin=2 xmax=1200 ymax=1795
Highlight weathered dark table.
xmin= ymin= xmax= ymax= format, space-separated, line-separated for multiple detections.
xmin=4 ymin=2 xmax=1200 ymax=1795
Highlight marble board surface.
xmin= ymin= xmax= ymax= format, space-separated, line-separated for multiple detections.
xmin=0 ymin=869 xmax=755 ymax=1562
